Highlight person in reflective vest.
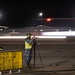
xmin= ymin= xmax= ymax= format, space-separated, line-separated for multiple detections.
xmin=24 ymin=33 xmax=33 ymax=68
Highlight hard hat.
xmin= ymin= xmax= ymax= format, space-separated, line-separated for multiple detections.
xmin=27 ymin=33 xmax=32 ymax=37
xmin=27 ymin=33 xmax=32 ymax=35
xmin=0 ymin=47 xmax=3 ymax=50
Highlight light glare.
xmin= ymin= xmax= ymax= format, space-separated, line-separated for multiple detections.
xmin=41 ymin=31 xmax=75 ymax=36
xmin=39 ymin=13 xmax=43 ymax=16
xmin=0 ymin=36 xmax=66 ymax=39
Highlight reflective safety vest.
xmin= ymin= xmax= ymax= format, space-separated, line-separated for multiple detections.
xmin=25 ymin=41 xmax=32 ymax=49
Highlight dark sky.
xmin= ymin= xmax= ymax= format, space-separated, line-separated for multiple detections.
xmin=0 ymin=0 xmax=75 ymax=28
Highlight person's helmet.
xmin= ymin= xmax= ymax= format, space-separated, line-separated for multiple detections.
xmin=27 ymin=33 xmax=32 ymax=37
xmin=0 ymin=47 xmax=3 ymax=50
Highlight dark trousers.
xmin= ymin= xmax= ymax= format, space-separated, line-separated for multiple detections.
xmin=25 ymin=49 xmax=32 ymax=66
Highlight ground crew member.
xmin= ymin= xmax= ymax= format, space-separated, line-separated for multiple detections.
xmin=24 ymin=33 xmax=34 ymax=68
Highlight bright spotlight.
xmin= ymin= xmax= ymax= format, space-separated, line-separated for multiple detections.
xmin=39 ymin=12 xmax=43 ymax=17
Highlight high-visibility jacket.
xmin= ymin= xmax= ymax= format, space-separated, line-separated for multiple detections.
xmin=24 ymin=38 xmax=33 ymax=49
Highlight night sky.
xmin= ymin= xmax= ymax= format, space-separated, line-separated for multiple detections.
xmin=0 ymin=0 xmax=75 ymax=28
